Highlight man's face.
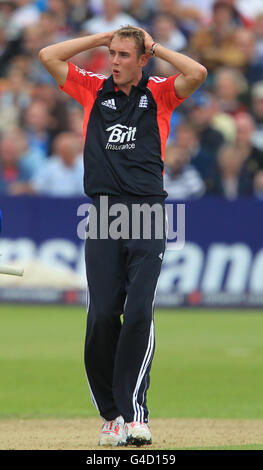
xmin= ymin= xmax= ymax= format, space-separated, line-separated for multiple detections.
xmin=109 ymin=36 xmax=145 ymax=87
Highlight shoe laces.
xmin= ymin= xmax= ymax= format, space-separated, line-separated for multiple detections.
xmin=102 ymin=416 xmax=123 ymax=433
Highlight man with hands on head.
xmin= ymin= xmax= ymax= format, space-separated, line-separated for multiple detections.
xmin=39 ymin=26 xmax=207 ymax=447
xmin=39 ymin=27 xmax=207 ymax=101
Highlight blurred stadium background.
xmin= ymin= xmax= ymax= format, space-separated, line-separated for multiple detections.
xmin=1 ymin=0 xmax=263 ymax=448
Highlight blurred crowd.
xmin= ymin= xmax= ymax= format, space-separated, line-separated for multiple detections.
xmin=1 ymin=0 xmax=263 ymax=200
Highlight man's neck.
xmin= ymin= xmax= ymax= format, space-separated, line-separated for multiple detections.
xmin=115 ymin=72 xmax=143 ymax=96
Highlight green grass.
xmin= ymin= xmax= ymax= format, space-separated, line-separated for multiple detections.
xmin=178 ymin=444 xmax=263 ymax=450
xmin=0 ymin=305 xmax=263 ymax=420
xmin=150 ymin=310 xmax=263 ymax=419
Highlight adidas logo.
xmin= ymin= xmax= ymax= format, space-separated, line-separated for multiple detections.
xmin=101 ymin=99 xmax=116 ymax=110
xmin=139 ymin=95 xmax=148 ymax=108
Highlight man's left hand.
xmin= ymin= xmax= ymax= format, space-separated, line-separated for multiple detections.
xmin=137 ymin=27 xmax=154 ymax=57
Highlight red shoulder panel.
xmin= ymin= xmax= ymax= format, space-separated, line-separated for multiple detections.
xmin=147 ymin=74 xmax=185 ymax=112
xmin=59 ymin=61 xmax=107 ymax=139
xmin=147 ymin=74 xmax=186 ymax=160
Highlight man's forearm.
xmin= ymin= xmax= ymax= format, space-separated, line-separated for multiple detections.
xmin=39 ymin=33 xmax=111 ymax=62
xmin=153 ymin=43 xmax=207 ymax=97
xmin=154 ymin=44 xmax=206 ymax=80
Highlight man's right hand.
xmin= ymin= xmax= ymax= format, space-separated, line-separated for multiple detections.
xmin=39 ymin=32 xmax=115 ymax=87
xmin=104 ymin=31 xmax=115 ymax=49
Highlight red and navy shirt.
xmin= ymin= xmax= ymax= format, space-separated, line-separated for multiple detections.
xmin=60 ymin=62 xmax=185 ymax=198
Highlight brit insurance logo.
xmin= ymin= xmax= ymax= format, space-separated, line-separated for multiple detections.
xmin=105 ymin=124 xmax=137 ymax=151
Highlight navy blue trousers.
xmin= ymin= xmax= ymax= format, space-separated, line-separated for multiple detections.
xmin=84 ymin=196 xmax=166 ymax=423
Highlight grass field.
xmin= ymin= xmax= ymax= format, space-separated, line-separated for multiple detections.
xmin=1 ymin=304 xmax=263 ymax=449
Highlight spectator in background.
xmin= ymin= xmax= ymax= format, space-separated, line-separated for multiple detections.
xmin=189 ymin=1 xmax=245 ymax=71
xmin=3 ymin=53 xmax=31 ymax=79
xmin=253 ymin=12 xmax=263 ymax=58
xmin=187 ymin=91 xmax=225 ymax=155
xmin=150 ymin=12 xmax=187 ymax=76
xmin=124 ymin=0 xmax=153 ymax=26
xmin=234 ymin=112 xmax=263 ymax=178
xmin=22 ymin=22 xmax=46 ymax=56
xmin=174 ymin=122 xmax=215 ymax=179
xmin=46 ymin=0 xmax=72 ymax=37
xmin=39 ymin=9 xmax=69 ymax=45
xmin=253 ymin=170 xmax=263 ymax=200
xmin=0 ymin=0 xmax=16 ymax=22
xmin=0 ymin=64 xmax=32 ymax=132
xmin=152 ymin=12 xmax=187 ymax=51
xmin=82 ymin=0 xmax=138 ymax=34
xmin=9 ymin=132 xmax=84 ymax=196
xmin=6 ymin=126 xmax=46 ymax=175
xmin=66 ymin=107 xmax=85 ymax=154
xmin=214 ymin=67 xmax=248 ymax=116
xmin=202 ymin=92 xmax=237 ymax=142
xmin=150 ymin=55 xmax=176 ymax=77
xmin=210 ymin=0 xmax=254 ymax=27
xmin=208 ymin=143 xmax=252 ymax=198
xmin=20 ymin=22 xmax=56 ymax=84
xmin=30 ymin=132 xmax=84 ymax=196
xmin=66 ymin=0 xmax=88 ymax=33
xmin=251 ymin=81 xmax=263 ymax=151
xmin=8 ymin=0 xmax=41 ymax=38
xmin=180 ymin=0 xmax=254 ymax=27
xmin=157 ymin=0 xmax=204 ymax=36
xmin=236 ymin=0 xmax=263 ymax=23
xmin=176 ymin=0 xmax=214 ymax=24
xmin=88 ymin=0 xmax=104 ymax=16
xmin=31 ymin=81 xmax=69 ymax=139
xmin=0 ymin=3 xmax=20 ymax=77
xmin=0 ymin=132 xmax=32 ymax=194
xmin=164 ymin=142 xmax=205 ymax=199
xmin=234 ymin=28 xmax=263 ymax=84
xmin=0 ymin=63 xmax=31 ymax=108
xmin=22 ymin=99 xmax=53 ymax=156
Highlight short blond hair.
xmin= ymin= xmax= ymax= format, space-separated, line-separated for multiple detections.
xmin=112 ymin=25 xmax=145 ymax=57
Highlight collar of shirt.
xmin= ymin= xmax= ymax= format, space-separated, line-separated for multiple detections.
xmin=100 ymin=70 xmax=149 ymax=97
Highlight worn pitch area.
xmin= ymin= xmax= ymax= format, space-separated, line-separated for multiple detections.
xmin=1 ymin=418 xmax=263 ymax=450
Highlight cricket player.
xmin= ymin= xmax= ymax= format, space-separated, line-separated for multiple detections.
xmin=39 ymin=26 xmax=207 ymax=446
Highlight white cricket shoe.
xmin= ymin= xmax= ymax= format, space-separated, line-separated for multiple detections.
xmin=99 ymin=415 xmax=127 ymax=446
xmin=125 ymin=421 xmax=152 ymax=446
